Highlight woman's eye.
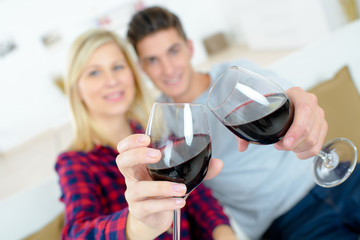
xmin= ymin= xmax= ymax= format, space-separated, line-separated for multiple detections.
xmin=89 ymin=70 xmax=99 ymax=77
xmin=114 ymin=65 xmax=124 ymax=71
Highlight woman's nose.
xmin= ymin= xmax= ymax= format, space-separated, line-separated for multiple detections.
xmin=104 ymin=72 xmax=119 ymax=86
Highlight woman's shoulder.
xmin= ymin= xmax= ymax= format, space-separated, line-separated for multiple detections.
xmin=129 ymin=119 xmax=144 ymax=134
xmin=57 ymin=148 xmax=89 ymax=162
xmin=56 ymin=145 xmax=116 ymax=168
xmin=55 ymin=149 xmax=89 ymax=171
xmin=55 ymin=146 xmax=106 ymax=170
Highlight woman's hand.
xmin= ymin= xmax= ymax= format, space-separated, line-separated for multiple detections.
xmin=116 ymin=134 xmax=182 ymax=239
xmin=116 ymin=134 xmax=223 ymax=239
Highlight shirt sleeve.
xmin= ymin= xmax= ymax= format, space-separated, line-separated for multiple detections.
xmin=55 ymin=154 xmax=128 ymax=240
xmin=185 ymin=183 xmax=231 ymax=238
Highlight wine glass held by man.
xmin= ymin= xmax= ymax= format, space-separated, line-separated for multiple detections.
xmin=207 ymin=66 xmax=357 ymax=188
xmin=55 ymin=29 xmax=236 ymax=240
xmin=125 ymin=6 xmax=360 ymax=239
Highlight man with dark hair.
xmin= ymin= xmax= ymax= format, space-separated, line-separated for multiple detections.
xmin=122 ymin=6 xmax=360 ymax=239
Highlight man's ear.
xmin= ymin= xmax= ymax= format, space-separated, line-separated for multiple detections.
xmin=186 ymin=39 xmax=194 ymax=58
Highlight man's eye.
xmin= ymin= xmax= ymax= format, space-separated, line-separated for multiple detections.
xmin=146 ymin=57 xmax=158 ymax=65
xmin=169 ymin=44 xmax=181 ymax=56
xmin=169 ymin=48 xmax=179 ymax=55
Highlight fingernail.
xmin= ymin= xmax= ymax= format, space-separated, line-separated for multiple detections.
xmin=146 ymin=149 xmax=160 ymax=158
xmin=137 ymin=135 xmax=148 ymax=143
xmin=174 ymin=198 xmax=185 ymax=206
xmin=172 ymin=184 xmax=186 ymax=193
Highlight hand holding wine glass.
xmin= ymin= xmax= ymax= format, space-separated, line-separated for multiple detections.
xmin=146 ymin=103 xmax=212 ymax=240
xmin=274 ymin=86 xmax=328 ymax=159
xmin=116 ymin=133 xmax=186 ymax=239
xmin=116 ymin=131 xmax=223 ymax=240
xmin=207 ymin=66 xmax=357 ymax=188
xmin=235 ymin=86 xmax=328 ymax=157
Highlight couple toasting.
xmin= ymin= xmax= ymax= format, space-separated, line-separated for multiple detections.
xmin=56 ymin=5 xmax=360 ymax=240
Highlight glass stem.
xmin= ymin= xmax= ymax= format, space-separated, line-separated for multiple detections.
xmin=318 ymin=150 xmax=338 ymax=169
xmin=173 ymin=209 xmax=180 ymax=240
xmin=172 ymin=194 xmax=188 ymax=240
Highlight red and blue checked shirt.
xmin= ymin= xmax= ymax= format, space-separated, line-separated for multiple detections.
xmin=55 ymin=120 xmax=230 ymax=239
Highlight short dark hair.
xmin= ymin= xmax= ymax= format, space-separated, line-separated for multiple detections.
xmin=127 ymin=6 xmax=187 ymax=53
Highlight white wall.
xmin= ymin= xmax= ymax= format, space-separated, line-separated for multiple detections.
xmin=0 ymin=0 xmax=137 ymax=152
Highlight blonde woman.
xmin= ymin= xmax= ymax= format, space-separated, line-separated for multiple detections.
xmin=55 ymin=29 xmax=236 ymax=240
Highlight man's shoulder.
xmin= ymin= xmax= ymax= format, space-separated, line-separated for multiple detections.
xmin=209 ymin=59 xmax=262 ymax=79
xmin=156 ymin=94 xmax=172 ymax=103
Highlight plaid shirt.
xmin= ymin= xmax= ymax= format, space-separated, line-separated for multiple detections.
xmin=55 ymin=121 xmax=230 ymax=239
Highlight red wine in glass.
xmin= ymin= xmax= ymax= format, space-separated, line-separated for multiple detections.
xmin=148 ymin=134 xmax=211 ymax=194
xmin=224 ymin=93 xmax=293 ymax=144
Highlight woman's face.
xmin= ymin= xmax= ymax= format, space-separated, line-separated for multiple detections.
xmin=78 ymin=42 xmax=136 ymax=120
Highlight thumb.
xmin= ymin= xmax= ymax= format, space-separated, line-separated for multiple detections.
xmin=237 ymin=138 xmax=249 ymax=152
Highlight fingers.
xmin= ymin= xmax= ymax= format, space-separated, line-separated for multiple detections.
xmin=237 ymin=138 xmax=249 ymax=152
xmin=125 ymin=181 xmax=187 ymax=201
xmin=116 ymin=134 xmax=162 ymax=185
xmin=117 ymin=134 xmax=150 ymax=153
xmin=129 ymin=197 xmax=185 ymax=222
xmin=126 ymin=181 xmax=186 ymax=222
xmin=117 ymin=134 xmax=187 ymax=236
xmin=296 ymin=118 xmax=328 ymax=159
xmin=280 ymin=98 xmax=314 ymax=150
xmin=116 ymin=134 xmax=161 ymax=169
xmin=275 ymin=87 xmax=328 ymax=159
xmin=205 ymin=158 xmax=223 ymax=180
xmin=116 ymin=146 xmax=160 ymax=183
xmin=116 ymin=146 xmax=160 ymax=169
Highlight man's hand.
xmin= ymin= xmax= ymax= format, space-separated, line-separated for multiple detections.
xmin=237 ymin=87 xmax=327 ymax=160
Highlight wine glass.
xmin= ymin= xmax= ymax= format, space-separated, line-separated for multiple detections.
xmin=207 ymin=65 xmax=357 ymax=188
xmin=146 ymin=102 xmax=212 ymax=239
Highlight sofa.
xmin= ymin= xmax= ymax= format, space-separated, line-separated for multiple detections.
xmin=1 ymin=19 xmax=359 ymax=240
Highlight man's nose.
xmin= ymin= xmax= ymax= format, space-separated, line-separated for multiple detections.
xmin=160 ymin=59 xmax=175 ymax=76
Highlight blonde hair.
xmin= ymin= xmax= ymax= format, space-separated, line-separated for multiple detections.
xmin=65 ymin=29 xmax=154 ymax=151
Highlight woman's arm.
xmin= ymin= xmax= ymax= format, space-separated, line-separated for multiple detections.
xmin=56 ymin=154 xmax=129 ymax=239
xmin=185 ymin=183 xmax=237 ymax=239
xmin=213 ymin=225 xmax=238 ymax=240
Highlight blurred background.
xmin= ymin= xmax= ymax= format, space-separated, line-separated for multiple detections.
xmin=0 ymin=0 xmax=359 ymax=228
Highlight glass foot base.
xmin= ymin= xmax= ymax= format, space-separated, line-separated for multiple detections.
xmin=313 ymin=138 xmax=357 ymax=188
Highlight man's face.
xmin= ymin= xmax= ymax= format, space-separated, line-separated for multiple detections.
xmin=136 ymin=28 xmax=194 ymax=102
